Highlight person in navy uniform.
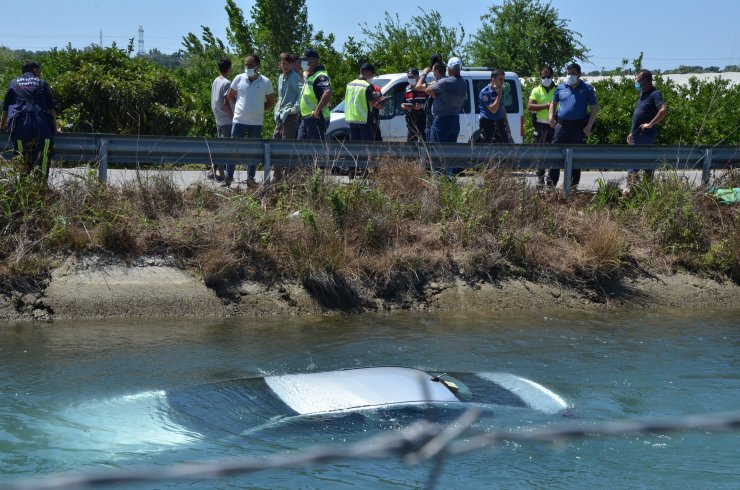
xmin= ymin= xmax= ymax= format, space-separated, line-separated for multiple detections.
xmin=1 ymin=61 xmax=59 ymax=179
xmin=402 ymin=67 xmax=427 ymax=142
xmin=478 ymin=69 xmax=512 ymax=143
xmin=624 ymin=69 xmax=668 ymax=193
xmin=547 ymin=63 xmax=598 ymax=189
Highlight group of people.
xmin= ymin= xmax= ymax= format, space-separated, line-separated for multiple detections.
xmin=210 ymin=49 xmax=335 ymax=186
xmin=0 ymin=52 xmax=667 ymax=190
xmin=527 ymin=62 xmax=667 ymax=189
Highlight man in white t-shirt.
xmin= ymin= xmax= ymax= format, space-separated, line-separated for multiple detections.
xmin=209 ymin=57 xmax=233 ymax=181
xmin=225 ymin=54 xmax=275 ymax=187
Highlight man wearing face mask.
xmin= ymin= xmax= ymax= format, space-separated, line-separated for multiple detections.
xmin=226 ymin=54 xmax=275 ymax=187
xmin=548 ymin=63 xmax=598 ymax=190
xmin=528 ymin=66 xmax=556 ymax=186
xmin=402 ymin=67 xmax=427 ymax=142
xmin=297 ymin=49 xmax=332 ymax=141
xmin=345 ymin=63 xmax=382 ymax=141
xmin=624 ymin=69 xmax=667 ymax=192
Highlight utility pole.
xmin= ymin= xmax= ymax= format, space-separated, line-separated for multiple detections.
xmin=138 ymin=25 xmax=144 ymax=56
xmin=99 ymin=29 xmax=103 ymax=47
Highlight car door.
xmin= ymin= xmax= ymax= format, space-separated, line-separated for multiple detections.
xmin=378 ymin=81 xmax=409 ymax=142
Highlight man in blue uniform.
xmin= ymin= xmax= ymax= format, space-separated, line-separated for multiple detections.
xmin=624 ymin=69 xmax=668 ymax=192
xmin=548 ymin=63 xmax=598 ymax=189
xmin=478 ymin=69 xmax=512 ymax=143
xmin=1 ymin=61 xmax=59 ymax=179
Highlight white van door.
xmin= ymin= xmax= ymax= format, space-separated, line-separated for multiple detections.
xmin=378 ymin=81 xmax=410 ymax=142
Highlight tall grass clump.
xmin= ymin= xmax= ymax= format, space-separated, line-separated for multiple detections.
xmin=630 ymin=173 xmax=708 ymax=255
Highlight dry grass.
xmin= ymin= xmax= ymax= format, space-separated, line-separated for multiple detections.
xmin=1 ymin=157 xmax=738 ymax=303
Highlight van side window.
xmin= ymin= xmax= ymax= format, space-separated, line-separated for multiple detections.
xmin=473 ymin=79 xmax=520 ymax=114
xmin=380 ymin=83 xmax=408 ymax=119
xmin=460 ymin=79 xmax=472 ymax=114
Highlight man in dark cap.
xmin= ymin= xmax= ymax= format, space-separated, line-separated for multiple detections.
xmin=402 ymin=67 xmax=427 ymax=141
xmin=1 ymin=60 xmax=59 ymax=179
xmin=297 ymin=49 xmax=332 ymax=140
xmin=344 ymin=63 xmax=383 ymax=141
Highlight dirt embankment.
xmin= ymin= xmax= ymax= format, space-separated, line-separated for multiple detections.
xmin=1 ymin=254 xmax=738 ymax=321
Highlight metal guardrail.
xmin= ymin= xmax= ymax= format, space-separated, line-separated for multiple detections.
xmin=3 ymin=133 xmax=738 ymax=196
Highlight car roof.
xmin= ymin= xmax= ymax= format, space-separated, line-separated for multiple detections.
xmin=378 ymin=71 xmax=521 ymax=81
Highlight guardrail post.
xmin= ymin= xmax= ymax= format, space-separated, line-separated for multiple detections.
xmin=563 ymin=147 xmax=573 ymax=198
xmin=263 ymin=141 xmax=272 ymax=188
xmin=99 ymin=138 xmax=108 ymax=182
xmin=702 ymin=148 xmax=712 ymax=186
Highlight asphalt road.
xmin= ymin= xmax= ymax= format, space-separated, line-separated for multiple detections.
xmin=49 ymin=167 xmax=709 ymax=193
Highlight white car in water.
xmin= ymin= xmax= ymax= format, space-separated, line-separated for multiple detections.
xmin=328 ymin=70 xmax=524 ymax=144
xmin=166 ymin=367 xmax=567 ymax=434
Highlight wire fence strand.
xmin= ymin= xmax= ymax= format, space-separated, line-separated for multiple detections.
xmin=11 ymin=410 xmax=740 ymax=490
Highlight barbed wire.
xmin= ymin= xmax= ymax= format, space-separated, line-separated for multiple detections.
xmin=11 ymin=409 xmax=740 ymax=490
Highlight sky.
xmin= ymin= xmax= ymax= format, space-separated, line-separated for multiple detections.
xmin=3 ymin=0 xmax=739 ymax=72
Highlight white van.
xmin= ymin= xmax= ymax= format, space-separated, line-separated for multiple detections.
xmin=328 ymin=69 xmax=523 ymax=144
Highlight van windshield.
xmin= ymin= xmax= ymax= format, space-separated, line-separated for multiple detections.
xmin=331 ymin=78 xmax=391 ymax=113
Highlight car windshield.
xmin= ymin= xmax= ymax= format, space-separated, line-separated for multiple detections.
xmin=331 ymin=78 xmax=391 ymax=112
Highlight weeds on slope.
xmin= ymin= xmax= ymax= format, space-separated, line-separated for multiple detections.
xmin=1 ymin=157 xmax=738 ymax=305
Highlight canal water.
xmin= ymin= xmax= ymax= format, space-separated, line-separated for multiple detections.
xmin=1 ymin=309 xmax=738 ymax=489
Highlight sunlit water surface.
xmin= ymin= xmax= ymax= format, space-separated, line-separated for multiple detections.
xmin=1 ymin=309 xmax=738 ymax=489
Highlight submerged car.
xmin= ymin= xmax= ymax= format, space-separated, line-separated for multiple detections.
xmin=165 ymin=367 xmax=567 ymax=436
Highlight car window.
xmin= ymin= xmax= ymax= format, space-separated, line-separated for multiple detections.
xmin=460 ymin=79 xmax=472 ymax=114
xmin=380 ymin=82 xmax=408 ymax=119
xmin=473 ymin=79 xmax=520 ymax=114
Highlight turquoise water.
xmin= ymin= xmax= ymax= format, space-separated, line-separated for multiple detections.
xmin=1 ymin=309 xmax=738 ymax=489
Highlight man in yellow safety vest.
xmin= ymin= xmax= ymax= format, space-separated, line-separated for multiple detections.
xmin=297 ymin=49 xmax=332 ymax=140
xmin=344 ymin=63 xmax=383 ymax=141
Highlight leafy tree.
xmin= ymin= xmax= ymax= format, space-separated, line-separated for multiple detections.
xmin=39 ymin=44 xmax=194 ymax=135
xmin=224 ymin=0 xmax=254 ymax=57
xmin=469 ymin=0 xmax=589 ymax=76
xmin=177 ymin=27 xmax=232 ymax=136
xmin=361 ymin=9 xmax=466 ymax=74
xmin=249 ymin=0 xmax=313 ymax=74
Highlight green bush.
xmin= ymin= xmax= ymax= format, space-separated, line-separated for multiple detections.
xmin=37 ymin=44 xmax=194 ymax=135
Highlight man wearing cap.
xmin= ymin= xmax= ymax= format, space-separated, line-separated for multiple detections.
xmin=402 ymin=68 xmax=427 ymax=142
xmin=548 ymin=62 xmax=598 ymax=190
xmin=1 ymin=60 xmax=59 ymax=180
xmin=345 ymin=63 xmax=382 ymax=141
xmin=423 ymin=56 xmax=467 ymax=143
xmin=297 ymin=49 xmax=332 ymax=141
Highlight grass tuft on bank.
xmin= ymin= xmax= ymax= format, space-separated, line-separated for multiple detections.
xmin=1 ymin=157 xmax=738 ymax=303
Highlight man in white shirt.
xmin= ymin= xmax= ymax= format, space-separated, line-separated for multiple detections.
xmin=225 ymin=54 xmax=275 ymax=187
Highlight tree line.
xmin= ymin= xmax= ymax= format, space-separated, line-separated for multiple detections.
xmin=0 ymin=0 xmax=737 ymax=144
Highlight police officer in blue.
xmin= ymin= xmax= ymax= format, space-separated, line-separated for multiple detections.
xmin=548 ymin=63 xmax=598 ymax=189
xmin=1 ymin=61 xmax=59 ymax=179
